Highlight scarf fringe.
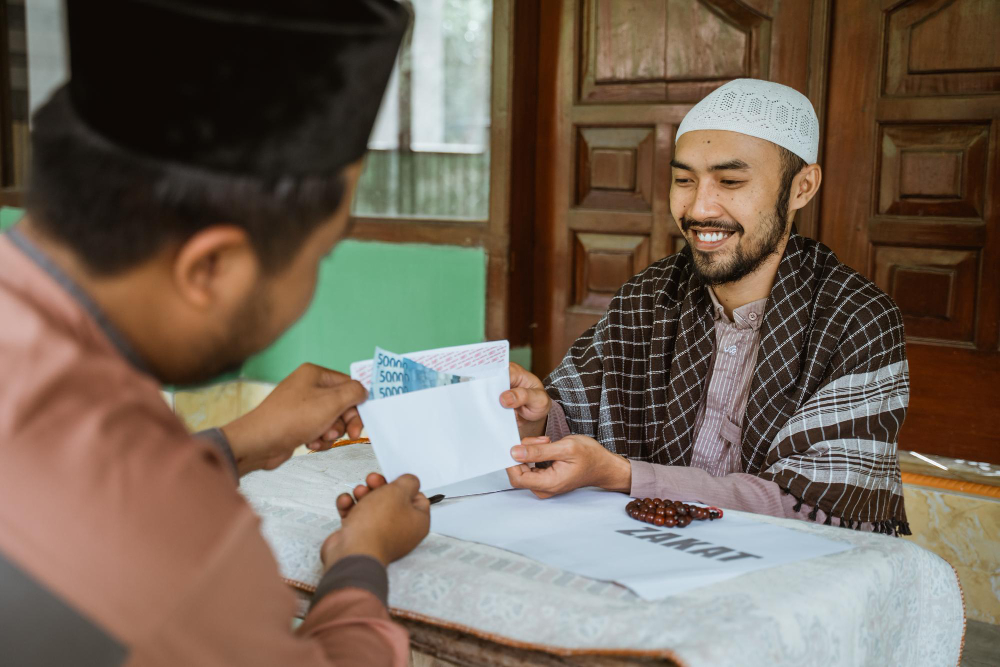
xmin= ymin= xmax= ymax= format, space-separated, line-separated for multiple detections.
xmin=785 ymin=490 xmax=911 ymax=537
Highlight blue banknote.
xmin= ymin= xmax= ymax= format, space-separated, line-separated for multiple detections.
xmin=370 ymin=347 xmax=470 ymax=400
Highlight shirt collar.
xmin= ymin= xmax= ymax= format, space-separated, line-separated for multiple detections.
xmin=6 ymin=227 xmax=152 ymax=374
xmin=706 ymin=286 xmax=767 ymax=331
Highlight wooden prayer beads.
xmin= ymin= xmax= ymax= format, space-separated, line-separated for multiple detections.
xmin=625 ymin=497 xmax=723 ymax=528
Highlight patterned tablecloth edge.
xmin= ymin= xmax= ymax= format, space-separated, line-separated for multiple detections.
xmin=283 ymin=541 xmax=968 ymax=666
xmin=283 ymin=576 xmax=687 ymax=664
xmin=948 ymin=560 xmax=968 ymax=667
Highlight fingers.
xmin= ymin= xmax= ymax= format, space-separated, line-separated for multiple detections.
xmin=365 ymin=472 xmax=388 ymax=489
xmin=507 ymin=463 xmax=558 ymax=496
xmin=348 ymin=474 xmax=386 ymax=504
xmin=312 ymin=411 xmax=362 ymax=449
xmin=506 ymin=463 xmax=533 ymax=487
xmin=510 ymin=438 xmax=572 ymax=464
xmin=343 ymin=408 xmax=364 ymax=439
xmin=500 ymin=386 xmax=549 ymax=414
xmin=505 ymin=465 xmax=520 ymax=485
xmin=305 ymin=363 xmax=353 ymax=389
xmin=308 ymin=418 xmax=343 ymax=450
xmin=508 ymin=362 xmax=542 ymax=390
xmin=323 ymin=379 xmax=368 ymax=415
xmin=526 ymin=435 xmax=557 ymax=470
xmin=336 ymin=492 xmax=355 ymax=518
xmin=323 ymin=418 xmax=346 ymax=442
xmin=413 ymin=493 xmax=430 ymax=512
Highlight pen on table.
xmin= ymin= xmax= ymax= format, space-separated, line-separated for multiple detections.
xmin=307 ymin=437 xmax=370 ymax=452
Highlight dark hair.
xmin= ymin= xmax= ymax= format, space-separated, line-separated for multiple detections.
xmin=775 ymin=146 xmax=807 ymax=223
xmin=26 ymin=93 xmax=346 ymax=277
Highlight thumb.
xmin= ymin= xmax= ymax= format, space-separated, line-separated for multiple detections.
xmin=390 ymin=473 xmax=422 ymax=498
xmin=323 ymin=380 xmax=367 ymax=415
xmin=510 ymin=439 xmax=568 ymax=463
xmin=313 ymin=365 xmax=354 ymax=389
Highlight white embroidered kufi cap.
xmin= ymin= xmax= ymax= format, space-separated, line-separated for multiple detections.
xmin=676 ymin=79 xmax=819 ymax=164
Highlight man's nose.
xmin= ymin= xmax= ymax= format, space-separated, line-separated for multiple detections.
xmin=688 ymin=183 xmax=725 ymax=221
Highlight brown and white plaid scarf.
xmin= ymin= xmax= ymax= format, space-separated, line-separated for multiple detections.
xmin=546 ymin=233 xmax=910 ymax=536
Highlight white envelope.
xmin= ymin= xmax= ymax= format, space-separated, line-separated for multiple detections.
xmin=350 ymin=341 xmax=520 ymax=491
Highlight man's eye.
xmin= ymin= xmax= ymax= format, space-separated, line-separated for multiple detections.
xmin=673 ymin=178 xmax=692 ymax=184
xmin=721 ymin=180 xmax=744 ymax=186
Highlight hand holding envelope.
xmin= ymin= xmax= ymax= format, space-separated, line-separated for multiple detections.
xmin=350 ymin=341 xmax=521 ymax=492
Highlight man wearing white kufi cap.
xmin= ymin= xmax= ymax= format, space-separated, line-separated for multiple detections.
xmin=502 ymin=79 xmax=910 ymax=536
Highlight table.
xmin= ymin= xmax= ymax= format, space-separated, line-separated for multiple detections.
xmin=247 ymin=445 xmax=966 ymax=667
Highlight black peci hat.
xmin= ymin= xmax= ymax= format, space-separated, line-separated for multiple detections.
xmin=59 ymin=0 xmax=410 ymax=178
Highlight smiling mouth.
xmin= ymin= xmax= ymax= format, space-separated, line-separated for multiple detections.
xmin=688 ymin=227 xmax=737 ymax=249
xmin=694 ymin=230 xmax=734 ymax=243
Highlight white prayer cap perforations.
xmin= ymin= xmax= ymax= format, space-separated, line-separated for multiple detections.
xmin=676 ymin=79 xmax=819 ymax=164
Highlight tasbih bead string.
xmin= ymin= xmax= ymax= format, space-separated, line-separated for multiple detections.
xmin=625 ymin=497 xmax=723 ymax=528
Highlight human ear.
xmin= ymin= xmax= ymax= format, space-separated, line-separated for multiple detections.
xmin=171 ymin=226 xmax=260 ymax=310
xmin=788 ymin=164 xmax=822 ymax=213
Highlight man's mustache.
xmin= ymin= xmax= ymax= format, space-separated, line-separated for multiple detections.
xmin=681 ymin=217 xmax=743 ymax=234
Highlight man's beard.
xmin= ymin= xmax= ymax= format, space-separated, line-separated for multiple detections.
xmin=682 ymin=195 xmax=789 ymax=287
xmin=163 ymin=286 xmax=272 ymax=386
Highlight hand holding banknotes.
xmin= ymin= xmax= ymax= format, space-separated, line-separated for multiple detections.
xmin=354 ymin=341 xmax=523 ymax=491
xmin=222 ymin=363 xmax=367 ymax=475
xmin=499 ymin=362 xmax=551 ymax=438
xmin=507 ymin=434 xmax=632 ymax=498
xmin=322 ymin=473 xmax=431 ymax=567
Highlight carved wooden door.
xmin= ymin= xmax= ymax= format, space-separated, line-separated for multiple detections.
xmin=533 ymin=0 xmax=828 ymax=374
xmin=820 ymin=0 xmax=1000 ymax=462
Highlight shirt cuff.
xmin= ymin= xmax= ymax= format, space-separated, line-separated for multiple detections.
xmin=629 ymin=460 xmax=660 ymax=498
xmin=195 ymin=428 xmax=239 ymax=480
xmin=544 ymin=400 xmax=571 ymax=441
xmin=312 ymin=555 xmax=389 ymax=609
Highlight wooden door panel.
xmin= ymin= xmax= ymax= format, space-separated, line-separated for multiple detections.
xmin=581 ymin=0 xmax=772 ymax=104
xmin=871 ymin=246 xmax=978 ymax=344
xmin=573 ymin=232 xmax=651 ymax=310
xmin=877 ymin=123 xmax=989 ymax=219
xmin=822 ymin=0 xmax=1000 ymax=462
xmin=576 ymin=127 xmax=655 ymax=211
xmin=567 ymin=124 xmax=659 ymax=340
xmin=885 ymin=0 xmax=1000 ymax=96
xmin=534 ymin=0 xmax=829 ymax=375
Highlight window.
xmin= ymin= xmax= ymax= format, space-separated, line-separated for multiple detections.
xmin=0 ymin=0 xmax=65 ymax=205
xmin=0 ymin=0 xmax=529 ymax=345
xmin=353 ymin=0 xmax=493 ymax=220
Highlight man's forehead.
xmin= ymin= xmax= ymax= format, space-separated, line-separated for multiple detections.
xmin=673 ymin=130 xmax=779 ymax=169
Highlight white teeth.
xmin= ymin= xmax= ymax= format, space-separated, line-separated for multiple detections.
xmin=696 ymin=231 xmax=728 ymax=242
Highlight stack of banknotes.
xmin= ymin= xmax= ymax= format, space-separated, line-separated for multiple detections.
xmin=368 ymin=347 xmax=471 ymax=400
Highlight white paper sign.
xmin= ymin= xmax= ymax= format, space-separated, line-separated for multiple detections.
xmin=351 ymin=341 xmax=520 ymax=491
xmin=431 ymin=488 xmax=854 ymax=600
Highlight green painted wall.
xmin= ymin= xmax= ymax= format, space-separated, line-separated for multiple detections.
xmin=0 ymin=207 xmax=22 ymax=231
xmin=240 ymin=241 xmax=487 ymax=382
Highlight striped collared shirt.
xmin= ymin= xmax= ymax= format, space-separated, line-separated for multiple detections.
xmin=689 ymin=288 xmax=767 ymax=476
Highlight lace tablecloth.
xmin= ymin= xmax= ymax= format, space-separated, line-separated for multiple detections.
xmin=241 ymin=445 xmax=965 ymax=667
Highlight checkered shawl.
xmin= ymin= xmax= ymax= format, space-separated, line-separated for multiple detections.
xmin=547 ymin=233 xmax=910 ymax=535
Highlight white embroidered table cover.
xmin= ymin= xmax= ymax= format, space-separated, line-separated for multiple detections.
xmin=240 ymin=445 xmax=965 ymax=667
